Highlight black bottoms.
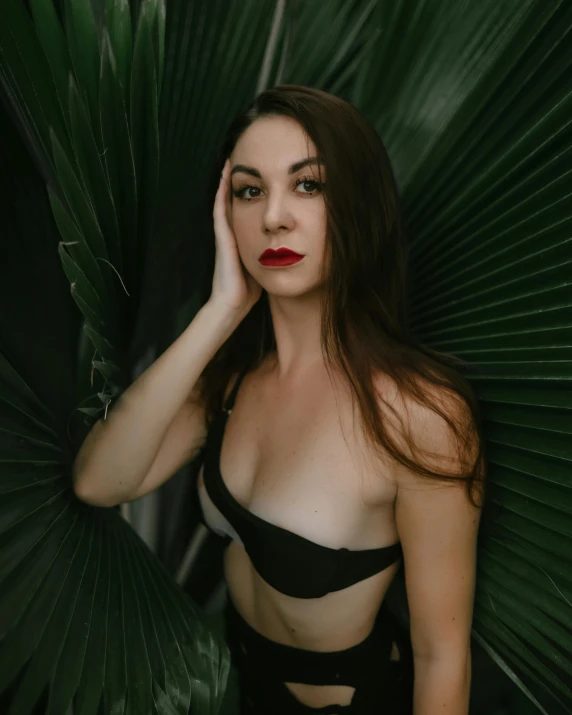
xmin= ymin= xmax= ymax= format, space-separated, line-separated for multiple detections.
xmin=224 ymin=595 xmax=409 ymax=715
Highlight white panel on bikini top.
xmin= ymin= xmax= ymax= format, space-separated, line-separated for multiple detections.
xmin=197 ymin=468 xmax=244 ymax=547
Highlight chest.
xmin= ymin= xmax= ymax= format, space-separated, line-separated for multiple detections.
xmin=197 ymin=372 xmax=398 ymax=551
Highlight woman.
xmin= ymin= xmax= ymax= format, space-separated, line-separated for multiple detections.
xmin=73 ymin=85 xmax=486 ymax=715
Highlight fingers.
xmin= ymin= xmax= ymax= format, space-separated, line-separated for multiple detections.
xmin=213 ymin=159 xmax=229 ymax=235
xmin=223 ymin=158 xmax=232 ymax=226
xmin=214 ymin=160 xmax=230 ymax=212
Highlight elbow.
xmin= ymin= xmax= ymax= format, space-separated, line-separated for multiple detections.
xmin=71 ymin=467 xmax=121 ymax=508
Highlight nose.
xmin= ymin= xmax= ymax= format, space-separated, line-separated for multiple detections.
xmin=262 ymin=190 xmax=294 ymax=235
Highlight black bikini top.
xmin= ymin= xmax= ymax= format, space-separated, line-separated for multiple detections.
xmin=198 ymin=368 xmax=402 ymax=599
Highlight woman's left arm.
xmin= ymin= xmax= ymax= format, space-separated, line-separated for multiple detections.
xmin=393 ymin=389 xmax=482 ymax=715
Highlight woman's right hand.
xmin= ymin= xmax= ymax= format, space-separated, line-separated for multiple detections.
xmin=208 ymin=158 xmax=263 ymax=319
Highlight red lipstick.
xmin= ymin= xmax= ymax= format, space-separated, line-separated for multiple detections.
xmin=258 ymin=247 xmax=304 ymax=267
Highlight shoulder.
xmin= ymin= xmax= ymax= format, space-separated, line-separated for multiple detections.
xmin=374 ymin=373 xmax=483 ymax=565
xmin=371 ymin=370 xmax=480 ymax=491
xmin=220 ymin=364 xmax=262 ymax=409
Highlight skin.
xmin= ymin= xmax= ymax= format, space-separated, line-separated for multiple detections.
xmin=229 ymin=115 xmax=328 ymax=379
xmin=220 ymin=115 xmax=481 ymax=714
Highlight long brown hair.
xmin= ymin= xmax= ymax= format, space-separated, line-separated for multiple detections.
xmin=198 ymin=84 xmax=486 ymax=507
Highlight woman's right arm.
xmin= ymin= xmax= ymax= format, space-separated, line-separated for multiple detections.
xmin=72 ymin=157 xmax=262 ymax=507
xmin=72 ymin=300 xmax=243 ymax=507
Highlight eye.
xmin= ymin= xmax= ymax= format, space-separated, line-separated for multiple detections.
xmin=232 ymin=184 xmax=262 ymax=201
xmin=232 ymin=176 xmax=324 ymax=201
xmin=295 ymin=176 xmax=323 ymax=195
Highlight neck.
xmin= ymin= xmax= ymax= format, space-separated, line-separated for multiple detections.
xmin=266 ymin=289 xmax=326 ymax=380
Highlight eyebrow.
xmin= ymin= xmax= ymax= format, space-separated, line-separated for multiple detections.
xmin=230 ymin=157 xmax=324 ymax=179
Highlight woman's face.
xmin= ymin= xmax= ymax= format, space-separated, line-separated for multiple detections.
xmin=229 ymin=116 xmax=328 ymax=298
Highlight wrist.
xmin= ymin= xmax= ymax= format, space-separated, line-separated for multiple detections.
xmin=200 ymin=299 xmax=246 ymax=334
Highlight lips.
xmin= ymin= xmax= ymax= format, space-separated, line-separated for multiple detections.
xmin=259 ymin=248 xmax=303 ymax=259
xmin=258 ymin=247 xmax=305 ymax=267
